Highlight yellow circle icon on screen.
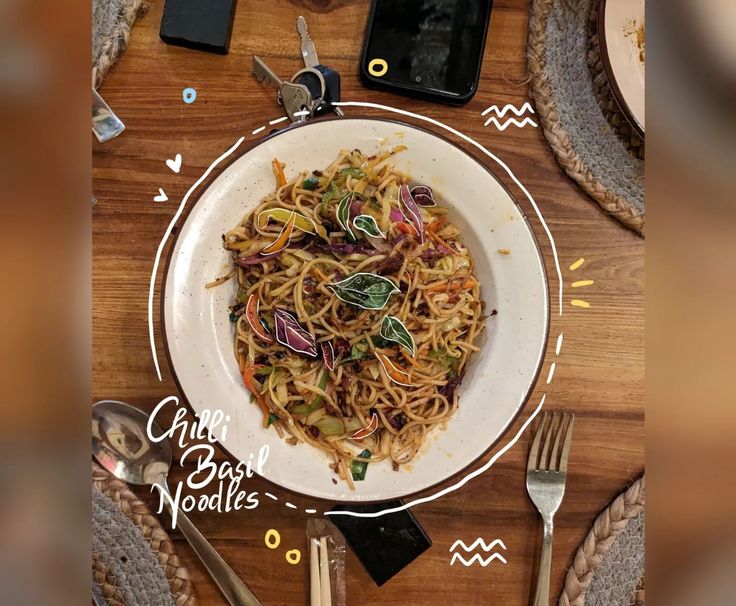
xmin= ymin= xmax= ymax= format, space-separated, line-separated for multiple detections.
xmin=368 ymin=59 xmax=388 ymax=77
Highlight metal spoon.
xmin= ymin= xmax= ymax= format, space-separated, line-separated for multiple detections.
xmin=92 ymin=400 xmax=262 ymax=606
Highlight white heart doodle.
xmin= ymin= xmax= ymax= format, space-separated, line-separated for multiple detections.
xmin=166 ymin=153 xmax=182 ymax=173
xmin=154 ymin=188 xmax=168 ymax=202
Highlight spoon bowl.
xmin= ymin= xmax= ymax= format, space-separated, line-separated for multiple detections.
xmin=91 ymin=399 xmax=262 ymax=606
xmin=92 ymin=399 xmax=172 ymax=486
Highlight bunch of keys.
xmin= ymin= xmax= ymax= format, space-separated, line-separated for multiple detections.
xmin=252 ymin=16 xmax=343 ymax=123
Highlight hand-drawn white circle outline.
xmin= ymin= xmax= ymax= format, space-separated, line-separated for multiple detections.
xmin=146 ymin=101 xmax=564 ymax=517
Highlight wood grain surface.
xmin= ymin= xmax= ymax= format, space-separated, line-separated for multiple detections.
xmin=92 ymin=1 xmax=644 ymax=604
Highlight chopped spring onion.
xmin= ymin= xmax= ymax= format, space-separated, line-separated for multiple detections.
xmin=289 ymin=371 xmax=329 ymax=416
xmin=350 ymin=449 xmax=372 ymax=481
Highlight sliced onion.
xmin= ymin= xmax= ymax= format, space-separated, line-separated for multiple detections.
xmin=399 ymin=184 xmax=425 ymax=244
xmin=274 ymin=308 xmax=317 ymax=357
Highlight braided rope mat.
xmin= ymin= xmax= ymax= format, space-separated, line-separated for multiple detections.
xmin=559 ymin=475 xmax=645 ymax=606
xmin=527 ymin=0 xmax=645 ymax=235
xmin=93 ymin=0 xmax=148 ymax=88
xmin=92 ymin=464 xmax=197 ymax=606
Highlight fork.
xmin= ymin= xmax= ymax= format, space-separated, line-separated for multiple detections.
xmin=526 ymin=412 xmax=575 ymax=606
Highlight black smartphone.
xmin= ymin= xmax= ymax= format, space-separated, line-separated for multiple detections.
xmin=328 ymin=501 xmax=432 ymax=586
xmin=360 ymin=0 xmax=493 ymax=105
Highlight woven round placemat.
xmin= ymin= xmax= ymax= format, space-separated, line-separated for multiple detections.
xmin=92 ymin=464 xmax=197 ymax=606
xmin=527 ymin=0 xmax=645 ymax=235
xmin=93 ymin=0 xmax=148 ymax=88
xmin=559 ymin=475 xmax=645 ymax=606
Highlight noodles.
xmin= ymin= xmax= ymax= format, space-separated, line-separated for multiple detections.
xmin=220 ymin=147 xmax=485 ymax=488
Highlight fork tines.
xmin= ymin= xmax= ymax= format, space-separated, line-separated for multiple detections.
xmin=527 ymin=412 xmax=575 ymax=473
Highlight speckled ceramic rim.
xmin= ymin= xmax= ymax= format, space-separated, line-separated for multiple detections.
xmin=597 ymin=0 xmax=645 ymax=138
xmin=160 ymin=115 xmax=550 ymax=505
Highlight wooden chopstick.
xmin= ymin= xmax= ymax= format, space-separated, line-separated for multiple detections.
xmin=310 ymin=538 xmax=321 ymax=606
xmin=319 ymin=536 xmax=332 ymax=606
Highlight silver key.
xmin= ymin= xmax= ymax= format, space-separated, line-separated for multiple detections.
xmin=295 ymin=17 xmax=344 ymax=117
xmin=252 ymin=56 xmax=313 ymax=122
xmin=296 ymin=16 xmax=319 ymax=68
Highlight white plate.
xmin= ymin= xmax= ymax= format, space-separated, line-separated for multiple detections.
xmin=163 ymin=118 xmax=549 ymax=502
xmin=599 ymin=0 xmax=646 ymax=136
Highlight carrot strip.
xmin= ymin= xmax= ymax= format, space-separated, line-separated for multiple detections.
xmin=425 ymin=277 xmax=477 ymax=293
xmin=261 ymin=212 xmax=296 ymax=255
xmin=375 ymin=352 xmax=412 ymax=386
xmin=395 ymin=222 xmax=417 ymax=236
xmin=242 ymin=365 xmax=270 ymax=427
xmin=426 ymin=217 xmax=447 ymax=233
xmin=272 ymin=159 xmax=287 ymax=188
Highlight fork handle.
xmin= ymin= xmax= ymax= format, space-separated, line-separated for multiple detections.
xmin=532 ymin=519 xmax=554 ymax=606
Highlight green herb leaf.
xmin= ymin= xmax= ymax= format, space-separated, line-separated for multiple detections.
xmin=302 ymin=176 xmax=320 ymax=190
xmin=328 ymin=272 xmax=400 ymax=310
xmin=370 ymin=335 xmax=393 ymax=349
xmin=321 ymin=181 xmax=339 ymax=204
xmin=339 ymin=167 xmax=366 ymax=180
xmin=350 ymin=449 xmax=372 ymax=481
xmin=267 ymin=412 xmax=278 ymax=426
xmin=380 ymin=316 xmax=416 ymax=356
xmin=353 ymin=214 xmax=386 ymax=239
xmin=336 ymin=193 xmax=355 ymax=240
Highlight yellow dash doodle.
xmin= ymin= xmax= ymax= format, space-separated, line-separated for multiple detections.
xmin=571 ymin=299 xmax=590 ymax=308
xmin=569 ymin=258 xmax=585 ymax=271
xmin=572 ymin=280 xmax=594 ymax=288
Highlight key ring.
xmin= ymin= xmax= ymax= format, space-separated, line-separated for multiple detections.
xmin=291 ymin=67 xmax=327 ymax=115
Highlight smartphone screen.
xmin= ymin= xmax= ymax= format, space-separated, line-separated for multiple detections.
xmin=361 ymin=0 xmax=493 ymax=104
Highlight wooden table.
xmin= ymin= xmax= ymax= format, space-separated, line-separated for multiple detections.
xmin=93 ymin=1 xmax=644 ymax=604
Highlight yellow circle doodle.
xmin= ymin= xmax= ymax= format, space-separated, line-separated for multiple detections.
xmin=265 ymin=529 xmax=281 ymax=549
xmin=285 ymin=549 xmax=301 ymax=565
xmin=368 ymin=59 xmax=388 ymax=77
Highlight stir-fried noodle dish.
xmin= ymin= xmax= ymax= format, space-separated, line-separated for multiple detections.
xmin=211 ymin=147 xmax=486 ymax=488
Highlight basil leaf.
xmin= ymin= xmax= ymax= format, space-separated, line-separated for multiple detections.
xmin=336 ymin=193 xmax=355 ymax=240
xmin=350 ymin=449 xmax=372 ymax=481
xmin=328 ymin=272 xmax=400 ymax=310
xmin=370 ymin=335 xmax=393 ymax=349
xmin=380 ymin=315 xmax=416 ymax=356
xmin=353 ymin=214 xmax=386 ymax=239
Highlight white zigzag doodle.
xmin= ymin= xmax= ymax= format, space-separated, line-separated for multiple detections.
xmin=450 ymin=538 xmax=507 ymax=553
xmin=481 ymin=102 xmax=535 ymax=118
xmin=450 ymin=552 xmax=508 ymax=567
xmin=484 ymin=116 xmax=538 ymax=130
